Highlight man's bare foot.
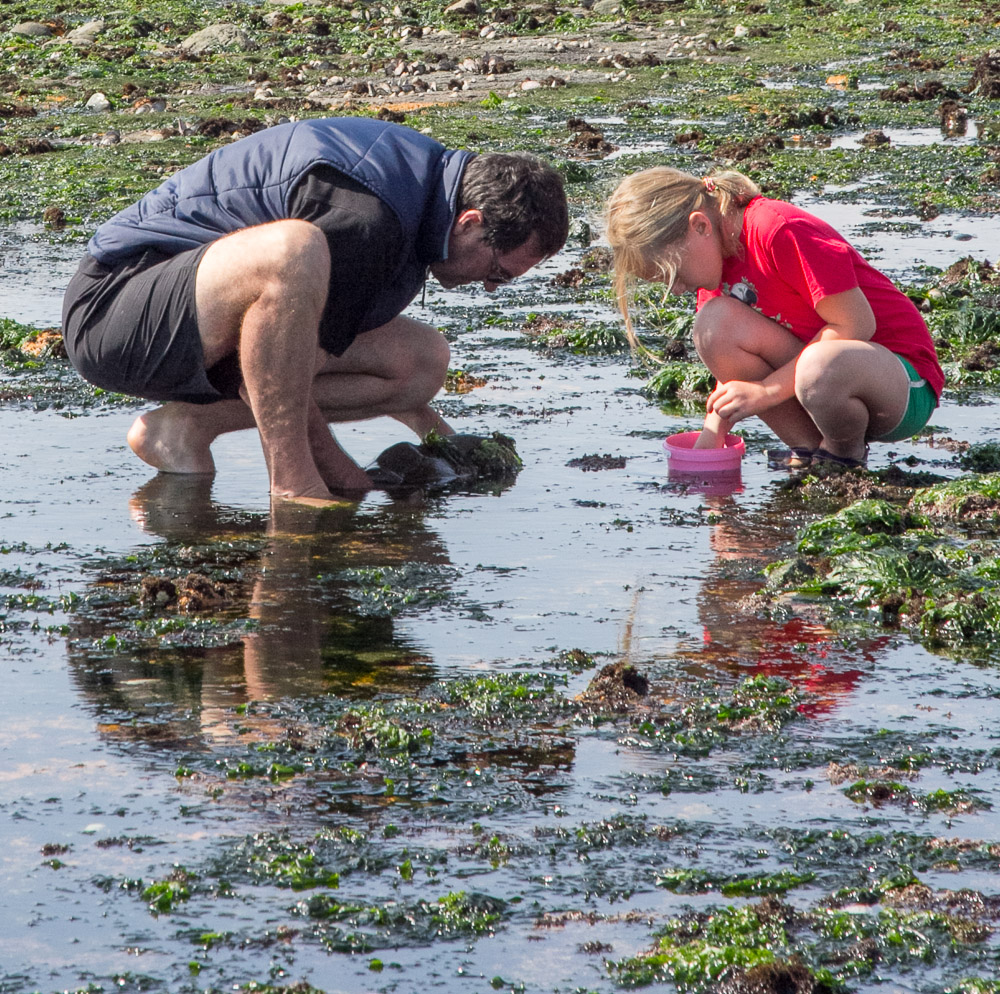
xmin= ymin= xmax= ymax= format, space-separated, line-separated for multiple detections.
xmin=275 ymin=494 xmax=355 ymax=508
xmin=127 ymin=405 xmax=216 ymax=474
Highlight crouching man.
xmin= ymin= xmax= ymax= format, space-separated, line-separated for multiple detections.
xmin=62 ymin=117 xmax=568 ymax=502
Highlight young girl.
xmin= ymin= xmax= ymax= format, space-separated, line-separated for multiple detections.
xmin=605 ymin=167 xmax=943 ymax=468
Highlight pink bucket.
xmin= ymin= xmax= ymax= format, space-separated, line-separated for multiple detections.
xmin=663 ymin=431 xmax=745 ymax=472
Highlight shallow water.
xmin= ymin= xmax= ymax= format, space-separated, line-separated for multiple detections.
xmin=4 ymin=161 xmax=1000 ymax=994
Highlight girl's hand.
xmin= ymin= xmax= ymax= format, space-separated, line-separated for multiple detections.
xmin=706 ymin=379 xmax=772 ymax=423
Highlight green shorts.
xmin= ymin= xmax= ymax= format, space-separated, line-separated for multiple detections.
xmin=874 ymin=356 xmax=937 ymax=443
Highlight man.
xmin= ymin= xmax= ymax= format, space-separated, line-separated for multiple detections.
xmin=62 ymin=117 xmax=569 ymax=502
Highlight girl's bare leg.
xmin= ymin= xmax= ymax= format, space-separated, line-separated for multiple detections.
xmin=794 ymin=339 xmax=909 ymax=461
xmin=693 ymin=296 xmax=822 ymax=451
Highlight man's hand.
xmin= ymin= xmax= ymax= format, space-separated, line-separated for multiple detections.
xmin=706 ymin=379 xmax=776 ymax=424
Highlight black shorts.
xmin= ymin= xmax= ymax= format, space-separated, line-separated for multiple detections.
xmin=61 ymin=244 xmax=242 ymax=405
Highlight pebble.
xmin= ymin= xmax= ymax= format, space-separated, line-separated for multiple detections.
xmin=85 ymin=92 xmax=112 ymax=112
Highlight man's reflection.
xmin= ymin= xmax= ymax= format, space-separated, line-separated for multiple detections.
xmin=68 ymin=474 xmax=453 ymax=748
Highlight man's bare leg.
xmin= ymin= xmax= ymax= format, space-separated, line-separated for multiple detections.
xmin=127 ymin=399 xmax=255 ymax=474
xmin=693 ymin=295 xmax=823 ymax=451
xmin=125 ymin=220 xmax=358 ymax=499
xmin=311 ymin=315 xmax=454 ymax=436
xmin=129 ymin=310 xmax=455 ymax=483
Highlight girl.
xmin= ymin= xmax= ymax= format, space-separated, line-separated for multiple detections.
xmin=605 ymin=167 xmax=943 ymax=468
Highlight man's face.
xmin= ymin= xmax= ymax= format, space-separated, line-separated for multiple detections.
xmin=429 ymin=209 xmax=547 ymax=291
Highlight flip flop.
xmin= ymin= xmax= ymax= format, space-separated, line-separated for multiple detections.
xmin=812 ymin=445 xmax=869 ymax=470
xmin=766 ymin=446 xmax=814 ymax=470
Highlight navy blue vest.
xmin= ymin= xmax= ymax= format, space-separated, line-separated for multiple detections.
xmin=88 ymin=118 xmax=474 ymax=332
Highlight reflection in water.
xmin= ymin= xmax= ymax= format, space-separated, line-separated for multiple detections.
xmin=687 ymin=490 xmax=888 ymax=716
xmin=67 ymin=474 xmax=456 ymax=750
xmin=667 ymin=465 xmax=743 ymax=496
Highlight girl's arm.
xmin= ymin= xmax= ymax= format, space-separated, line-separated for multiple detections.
xmin=812 ymin=287 xmax=876 ymax=343
xmin=704 ymin=288 xmax=876 ymax=425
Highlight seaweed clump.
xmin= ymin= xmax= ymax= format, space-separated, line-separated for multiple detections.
xmin=367 ymin=430 xmax=523 ymax=491
xmin=759 ymin=475 xmax=1000 ymax=648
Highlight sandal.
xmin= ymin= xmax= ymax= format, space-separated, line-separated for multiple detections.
xmin=766 ymin=446 xmax=814 ymax=470
xmin=811 ymin=445 xmax=869 ymax=470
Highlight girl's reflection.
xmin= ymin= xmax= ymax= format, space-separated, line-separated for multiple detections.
xmin=675 ymin=475 xmax=885 ymax=717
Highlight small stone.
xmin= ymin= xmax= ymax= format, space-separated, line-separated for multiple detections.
xmin=85 ymin=92 xmax=112 ymax=112
xmin=131 ymin=97 xmax=166 ymax=114
xmin=10 ymin=21 xmax=53 ymax=38
xmin=445 ymin=0 xmax=480 ymax=13
xmin=859 ymin=129 xmax=891 ymax=147
xmin=520 ymin=79 xmax=542 ymax=90
xmin=42 ymin=206 xmax=66 ymax=229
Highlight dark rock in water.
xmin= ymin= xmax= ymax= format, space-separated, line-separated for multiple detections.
xmin=717 ymin=958 xmax=820 ymax=994
xmin=577 ymin=661 xmax=649 ymax=712
xmin=367 ymin=431 xmax=522 ymax=491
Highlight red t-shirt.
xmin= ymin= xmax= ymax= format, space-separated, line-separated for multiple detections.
xmin=696 ymin=197 xmax=944 ymax=400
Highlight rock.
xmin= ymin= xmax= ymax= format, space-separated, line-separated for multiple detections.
xmin=65 ymin=19 xmax=105 ymax=46
xmin=860 ymin=129 xmax=890 ymax=146
xmin=445 ymin=0 xmax=480 ymax=14
xmin=131 ymin=97 xmax=167 ymax=114
xmin=592 ymin=0 xmax=622 ymax=14
xmin=179 ymin=23 xmax=251 ymax=55
xmin=764 ymin=557 xmax=816 ymax=592
xmin=368 ymin=442 xmax=459 ymax=489
xmin=176 ymin=572 xmax=230 ymax=612
xmin=85 ymin=92 xmax=112 ymax=112
xmin=367 ymin=432 xmax=522 ymax=491
xmin=41 ymin=206 xmax=66 ymax=229
xmin=140 ymin=575 xmax=177 ymax=607
xmin=577 ymin=662 xmax=649 ymax=712
xmin=19 ymin=327 xmax=65 ymax=356
xmin=10 ymin=21 xmax=52 ymax=38
xmin=120 ymin=128 xmax=177 ymax=143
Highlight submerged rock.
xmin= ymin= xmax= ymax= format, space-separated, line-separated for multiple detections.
xmin=139 ymin=571 xmax=232 ymax=612
xmin=367 ymin=431 xmax=522 ymax=491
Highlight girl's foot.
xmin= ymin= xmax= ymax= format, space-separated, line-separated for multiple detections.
xmin=812 ymin=445 xmax=869 ymax=470
xmin=767 ymin=446 xmax=815 ymax=470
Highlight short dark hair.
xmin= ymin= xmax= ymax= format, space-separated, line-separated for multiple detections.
xmin=457 ymin=152 xmax=568 ymax=257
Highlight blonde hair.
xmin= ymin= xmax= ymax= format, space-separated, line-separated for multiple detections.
xmin=604 ymin=167 xmax=760 ymax=350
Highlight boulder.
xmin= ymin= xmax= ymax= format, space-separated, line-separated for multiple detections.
xmin=85 ymin=92 xmax=112 ymax=112
xmin=179 ymin=23 xmax=250 ymax=54
xmin=65 ymin=19 xmax=105 ymax=46
xmin=367 ymin=432 xmax=522 ymax=491
xmin=10 ymin=21 xmax=53 ymax=38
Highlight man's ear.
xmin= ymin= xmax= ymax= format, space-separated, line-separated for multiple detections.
xmin=454 ymin=208 xmax=485 ymax=229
